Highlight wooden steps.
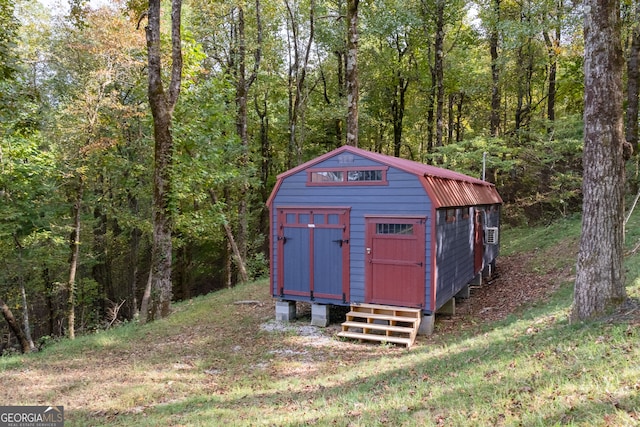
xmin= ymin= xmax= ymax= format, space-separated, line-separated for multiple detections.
xmin=337 ymin=303 xmax=422 ymax=348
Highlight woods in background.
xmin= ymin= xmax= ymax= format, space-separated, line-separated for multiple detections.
xmin=0 ymin=0 xmax=638 ymax=350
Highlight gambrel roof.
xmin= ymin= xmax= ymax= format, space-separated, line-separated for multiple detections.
xmin=268 ymin=145 xmax=503 ymax=209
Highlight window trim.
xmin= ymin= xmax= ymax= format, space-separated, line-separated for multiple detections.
xmin=307 ymin=166 xmax=389 ymax=186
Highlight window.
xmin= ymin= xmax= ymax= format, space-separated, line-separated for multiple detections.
xmin=376 ymin=223 xmax=414 ymax=235
xmin=348 ymin=169 xmax=382 ymax=182
xmin=307 ymin=167 xmax=388 ymax=186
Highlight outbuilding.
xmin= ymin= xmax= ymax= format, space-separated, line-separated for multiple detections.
xmin=267 ymin=145 xmax=502 ymax=336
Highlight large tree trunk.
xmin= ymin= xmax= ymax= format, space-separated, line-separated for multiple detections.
xmin=346 ymin=0 xmax=359 ymax=147
xmin=141 ymin=0 xmax=183 ymax=323
xmin=572 ymin=0 xmax=627 ymax=321
xmin=0 ymin=297 xmax=30 ymax=354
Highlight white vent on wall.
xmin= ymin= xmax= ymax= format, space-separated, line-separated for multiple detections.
xmin=485 ymin=227 xmax=499 ymax=245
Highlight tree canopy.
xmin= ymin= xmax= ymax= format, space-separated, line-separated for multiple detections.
xmin=0 ymin=0 xmax=637 ymax=347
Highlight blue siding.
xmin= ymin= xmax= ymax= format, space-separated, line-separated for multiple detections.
xmin=271 ymin=153 xmax=433 ymax=308
xmin=434 ymin=209 xmax=475 ymax=309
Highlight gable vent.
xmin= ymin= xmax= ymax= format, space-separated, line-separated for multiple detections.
xmin=485 ymin=227 xmax=499 ymax=245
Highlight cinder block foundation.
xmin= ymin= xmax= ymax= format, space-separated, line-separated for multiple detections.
xmin=471 ymin=273 xmax=482 ymax=287
xmin=418 ymin=314 xmax=435 ymax=336
xmin=275 ymin=300 xmax=296 ymax=322
xmin=455 ymin=284 xmax=470 ymax=299
xmin=438 ymin=298 xmax=456 ymax=315
xmin=310 ymin=303 xmax=330 ymax=327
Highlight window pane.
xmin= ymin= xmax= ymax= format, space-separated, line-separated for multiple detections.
xmin=347 ymin=169 xmax=383 ymax=181
xmin=310 ymin=171 xmax=343 ymax=182
xmin=376 ymin=223 xmax=414 ymax=235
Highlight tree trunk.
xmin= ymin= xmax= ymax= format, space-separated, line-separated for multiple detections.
xmin=543 ymin=24 xmax=560 ymax=135
xmin=392 ymin=73 xmax=408 ymax=157
xmin=490 ymin=0 xmax=501 ymax=137
xmin=256 ymin=92 xmax=271 ymax=256
xmin=572 ymin=0 xmax=627 ymax=321
xmin=14 ymin=242 xmax=36 ymax=351
xmin=142 ymin=0 xmax=183 ymax=323
xmin=335 ymin=49 xmax=345 ymax=146
xmin=235 ymin=0 xmax=262 ymax=267
xmin=434 ymin=0 xmax=445 ymax=147
xmin=346 ymin=0 xmax=359 ymax=147
xmin=285 ymin=0 xmax=314 ymax=166
xmin=67 ymin=178 xmax=82 ymax=339
xmin=20 ymin=282 xmax=35 ymax=351
xmin=129 ymin=195 xmax=141 ymax=318
xmin=0 ymin=297 xmax=30 ymax=354
xmin=455 ymin=92 xmax=464 ymax=142
xmin=209 ymin=189 xmax=249 ymax=283
xmin=42 ymin=267 xmax=55 ymax=336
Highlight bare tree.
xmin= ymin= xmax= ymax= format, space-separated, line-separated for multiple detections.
xmin=140 ymin=0 xmax=183 ymax=323
xmin=572 ymin=0 xmax=627 ymax=320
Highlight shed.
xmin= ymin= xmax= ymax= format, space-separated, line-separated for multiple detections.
xmin=267 ymin=145 xmax=502 ymax=336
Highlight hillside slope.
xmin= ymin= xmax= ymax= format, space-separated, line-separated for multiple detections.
xmin=1 ymin=215 xmax=639 ymax=426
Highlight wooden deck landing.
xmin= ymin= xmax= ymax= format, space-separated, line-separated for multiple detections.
xmin=337 ymin=303 xmax=422 ymax=348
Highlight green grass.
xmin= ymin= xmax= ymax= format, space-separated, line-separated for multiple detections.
xmin=2 ymin=213 xmax=640 ymax=426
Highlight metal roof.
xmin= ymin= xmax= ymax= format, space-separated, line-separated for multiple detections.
xmin=268 ymin=145 xmax=503 ymax=209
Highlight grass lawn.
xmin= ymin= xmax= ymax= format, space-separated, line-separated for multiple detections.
xmin=1 ymin=213 xmax=639 ymax=426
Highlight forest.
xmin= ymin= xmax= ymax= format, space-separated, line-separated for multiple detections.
xmin=0 ymin=0 xmax=638 ymax=351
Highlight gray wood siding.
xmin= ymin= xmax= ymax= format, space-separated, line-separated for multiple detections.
xmin=484 ymin=205 xmax=501 ymax=265
xmin=271 ymin=154 xmax=432 ymax=307
xmin=434 ymin=208 xmax=475 ymax=309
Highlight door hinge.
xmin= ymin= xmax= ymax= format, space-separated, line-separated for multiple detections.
xmin=332 ymin=239 xmax=349 ymax=247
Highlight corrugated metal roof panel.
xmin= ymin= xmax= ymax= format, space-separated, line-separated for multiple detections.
xmin=424 ymin=176 xmax=503 ymax=208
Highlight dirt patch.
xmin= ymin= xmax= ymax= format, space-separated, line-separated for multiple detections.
xmin=432 ymin=248 xmax=576 ymax=336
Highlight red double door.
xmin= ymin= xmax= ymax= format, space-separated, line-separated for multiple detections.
xmin=365 ymin=216 xmax=426 ymax=308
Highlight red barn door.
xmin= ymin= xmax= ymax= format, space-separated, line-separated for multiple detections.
xmin=365 ymin=216 xmax=426 ymax=308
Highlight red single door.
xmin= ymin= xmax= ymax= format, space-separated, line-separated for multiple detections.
xmin=365 ymin=217 xmax=426 ymax=308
